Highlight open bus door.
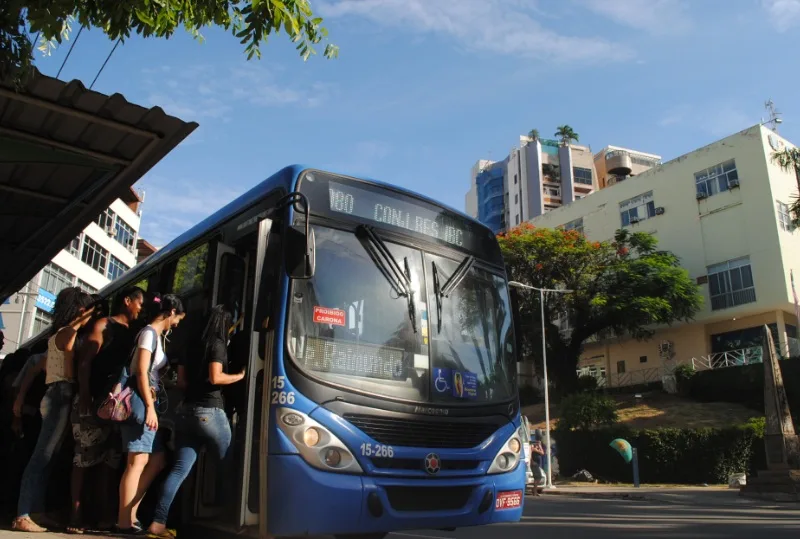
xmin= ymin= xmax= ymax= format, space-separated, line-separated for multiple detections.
xmin=191 ymin=239 xmax=247 ymax=519
xmin=188 ymin=218 xmax=275 ymax=536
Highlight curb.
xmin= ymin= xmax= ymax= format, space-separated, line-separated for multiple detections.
xmin=541 ymin=490 xmax=651 ymax=502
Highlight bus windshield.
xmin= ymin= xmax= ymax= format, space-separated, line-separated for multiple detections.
xmin=287 ymin=225 xmax=516 ymax=405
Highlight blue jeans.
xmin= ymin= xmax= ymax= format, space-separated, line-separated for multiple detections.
xmin=17 ymin=381 xmax=74 ymax=517
xmin=152 ymin=406 xmax=232 ymax=524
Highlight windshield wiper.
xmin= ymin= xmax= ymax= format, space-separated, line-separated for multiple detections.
xmin=356 ymin=225 xmax=417 ymax=333
xmin=432 ymin=255 xmax=475 ymax=334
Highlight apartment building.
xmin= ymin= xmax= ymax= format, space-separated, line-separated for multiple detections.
xmin=0 ymin=188 xmax=144 ymax=355
xmin=527 ymin=125 xmax=800 ymax=387
xmin=465 ymin=135 xmax=598 ymax=234
xmin=594 ymin=145 xmax=662 ymax=189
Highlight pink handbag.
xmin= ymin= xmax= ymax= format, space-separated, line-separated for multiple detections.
xmin=97 ymin=387 xmax=134 ymax=422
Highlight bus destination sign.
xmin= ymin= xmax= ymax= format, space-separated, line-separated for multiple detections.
xmin=327 ymin=181 xmax=471 ymax=248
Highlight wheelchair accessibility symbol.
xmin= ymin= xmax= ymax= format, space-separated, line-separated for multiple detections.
xmin=433 ymin=368 xmax=451 ymax=393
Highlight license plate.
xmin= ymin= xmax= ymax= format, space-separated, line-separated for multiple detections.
xmin=495 ymin=490 xmax=522 ymax=510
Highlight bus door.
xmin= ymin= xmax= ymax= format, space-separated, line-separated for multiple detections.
xmin=192 ymin=239 xmax=249 ymax=519
xmin=237 ymin=218 xmax=277 ymax=533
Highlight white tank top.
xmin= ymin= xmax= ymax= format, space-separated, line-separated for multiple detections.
xmin=45 ymin=331 xmax=72 ymax=385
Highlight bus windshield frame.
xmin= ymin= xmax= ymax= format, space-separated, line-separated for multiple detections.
xmin=286 ymin=173 xmax=516 ymax=408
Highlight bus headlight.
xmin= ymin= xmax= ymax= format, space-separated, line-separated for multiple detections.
xmin=487 ymin=429 xmax=523 ymax=475
xmin=276 ymin=408 xmax=362 ymax=474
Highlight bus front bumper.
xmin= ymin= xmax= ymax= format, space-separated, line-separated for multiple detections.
xmin=268 ymin=454 xmax=525 ymax=537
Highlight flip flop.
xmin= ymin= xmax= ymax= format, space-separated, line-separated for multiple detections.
xmin=11 ymin=516 xmax=48 ymax=533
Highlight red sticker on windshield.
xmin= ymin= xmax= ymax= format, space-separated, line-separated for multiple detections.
xmin=313 ymin=306 xmax=346 ymax=327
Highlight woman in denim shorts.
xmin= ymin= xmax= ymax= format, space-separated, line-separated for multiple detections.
xmin=146 ymin=305 xmax=245 ymax=538
xmin=116 ymin=293 xmax=185 ymax=534
xmin=11 ymin=288 xmax=95 ymax=533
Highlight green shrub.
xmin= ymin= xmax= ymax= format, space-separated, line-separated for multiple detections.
xmin=673 ymin=364 xmax=695 ymax=396
xmin=554 ymin=424 xmax=762 ymax=484
xmin=558 ymin=392 xmax=618 ymax=431
xmin=685 ymin=357 xmax=800 ymax=427
xmin=576 ymin=374 xmax=599 ymax=393
xmin=519 ymin=385 xmax=542 ymax=406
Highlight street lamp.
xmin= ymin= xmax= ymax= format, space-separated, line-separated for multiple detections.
xmin=508 ymin=280 xmax=573 ymax=490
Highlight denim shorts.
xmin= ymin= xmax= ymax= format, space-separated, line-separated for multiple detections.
xmin=120 ymin=422 xmax=166 ymax=454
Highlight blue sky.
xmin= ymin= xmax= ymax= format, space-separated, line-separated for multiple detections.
xmin=31 ymin=0 xmax=800 ymax=246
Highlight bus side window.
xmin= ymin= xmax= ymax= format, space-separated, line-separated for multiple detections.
xmin=218 ymin=253 xmax=245 ymax=314
xmin=166 ymin=243 xmax=212 ymax=364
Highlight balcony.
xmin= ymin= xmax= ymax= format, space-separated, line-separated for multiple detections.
xmin=710 ymin=287 xmax=756 ymax=311
xmin=604 ymin=150 xmax=633 ymax=177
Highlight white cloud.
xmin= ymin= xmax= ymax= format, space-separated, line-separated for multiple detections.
xmin=140 ymin=63 xmax=333 ymax=121
xmin=578 ymin=0 xmax=691 ymax=35
xmin=325 ymin=140 xmax=392 ymax=176
xmin=762 ymin=0 xmax=800 ymax=31
xmin=135 ymin=176 xmax=246 ymax=248
xmin=319 ymin=0 xmax=634 ymax=63
xmin=658 ymin=102 xmax=755 ymax=137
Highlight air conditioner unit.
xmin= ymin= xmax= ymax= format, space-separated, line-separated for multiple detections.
xmin=655 ymin=206 xmax=665 ymax=216
xmin=728 ymin=178 xmax=740 ymax=189
xmin=696 ymin=191 xmax=708 ymax=200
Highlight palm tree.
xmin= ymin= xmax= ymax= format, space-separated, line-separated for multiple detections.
xmin=772 ymin=148 xmax=800 ymax=226
xmin=555 ymin=125 xmax=579 ymax=146
xmin=528 ymin=129 xmax=540 ymax=141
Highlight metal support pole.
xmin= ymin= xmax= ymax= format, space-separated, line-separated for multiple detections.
xmin=540 ymin=288 xmax=554 ymax=489
xmin=632 ymin=447 xmax=640 ymax=488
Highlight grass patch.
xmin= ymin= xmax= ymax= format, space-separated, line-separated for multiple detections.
xmin=523 ymin=392 xmax=757 ymax=431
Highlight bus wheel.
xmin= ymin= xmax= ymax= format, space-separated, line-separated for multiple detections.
xmin=335 ymin=534 xmax=387 ymax=539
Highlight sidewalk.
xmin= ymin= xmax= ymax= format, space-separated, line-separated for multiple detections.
xmin=541 ymin=484 xmax=796 ymax=508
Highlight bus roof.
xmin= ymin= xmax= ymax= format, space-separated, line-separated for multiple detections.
xmin=108 ymin=165 xmax=495 ymax=295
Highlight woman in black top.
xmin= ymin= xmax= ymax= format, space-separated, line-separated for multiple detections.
xmin=147 ymin=305 xmax=245 ymax=538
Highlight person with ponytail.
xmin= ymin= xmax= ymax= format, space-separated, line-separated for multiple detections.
xmin=116 ymin=293 xmax=185 ymax=534
xmin=12 ymin=287 xmax=95 ymax=533
xmin=146 ymin=305 xmax=245 ymax=538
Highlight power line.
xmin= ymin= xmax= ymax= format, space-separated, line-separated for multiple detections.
xmin=55 ymin=25 xmax=84 ymax=79
xmin=90 ymin=38 xmax=122 ymax=90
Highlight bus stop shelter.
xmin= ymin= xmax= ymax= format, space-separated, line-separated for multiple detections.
xmin=0 ymin=69 xmax=198 ymax=304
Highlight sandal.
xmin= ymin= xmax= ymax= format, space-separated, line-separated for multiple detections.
xmin=11 ymin=516 xmax=48 ymax=533
xmin=66 ymin=524 xmax=86 ymax=534
xmin=147 ymin=529 xmax=177 ymax=539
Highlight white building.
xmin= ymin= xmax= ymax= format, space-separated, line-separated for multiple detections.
xmin=466 ymin=135 xmax=599 ymax=234
xmin=1 ymin=188 xmax=143 ymax=355
xmin=527 ymin=125 xmax=800 ymax=387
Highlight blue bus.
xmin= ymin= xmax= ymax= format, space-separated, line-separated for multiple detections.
xmin=52 ymin=166 xmax=525 ymax=537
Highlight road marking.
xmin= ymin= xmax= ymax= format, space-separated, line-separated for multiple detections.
xmin=390 ymin=533 xmax=452 ymax=539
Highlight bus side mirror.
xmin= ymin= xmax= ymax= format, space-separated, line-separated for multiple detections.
xmin=285 ymin=224 xmax=315 ymax=279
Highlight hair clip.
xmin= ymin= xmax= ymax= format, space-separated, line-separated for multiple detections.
xmin=153 ymin=297 xmax=161 ymax=303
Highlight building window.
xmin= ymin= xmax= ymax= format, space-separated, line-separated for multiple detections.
xmin=620 ymin=191 xmax=655 ymax=227
xmin=173 ymin=243 xmax=210 ymax=296
xmin=544 ymin=186 xmax=561 ymax=197
xmin=695 ymin=159 xmax=738 ymax=198
xmin=616 ymin=361 xmax=626 ymax=374
xmin=81 ymin=237 xmax=109 ymax=275
xmin=514 ymin=194 xmax=518 ymax=204
xmin=96 ymin=208 xmax=115 ymax=231
xmin=563 ymin=217 xmax=584 ymax=236
xmin=115 ymin=218 xmax=137 ymax=251
xmin=33 ymin=308 xmax=53 ymax=336
xmin=514 ymin=174 xmax=518 ymax=185
xmin=707 ymin=256 xmax=756 ymax=311
xmin=573 ymin=167 xmax=593 ymax=185
xmin=107 ymin=255 xmax=129 ymax=281
xmin=41 ymin=263 xmax=75 ymax=295
xmin=66 ymin=235 xmax=82 ymax=257
xmin=777 ymin=201 xmax=794 ymax=231
xmin=515 ymin=214 xmax=520 ymax=225
xmin=639 ymin=355 xmax=647 ymax=363
xmin=77 ymin=280 xmax=98 ymax=294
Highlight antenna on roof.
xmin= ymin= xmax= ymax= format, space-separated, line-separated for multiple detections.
xmin=763 ymin=99 xmax=782 ymax=132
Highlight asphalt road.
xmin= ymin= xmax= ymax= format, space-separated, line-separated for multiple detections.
xmin=2 ymin=496 xmax=798 ymax=539
xmin=386 ymin=496 xmax=800 ymax=539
